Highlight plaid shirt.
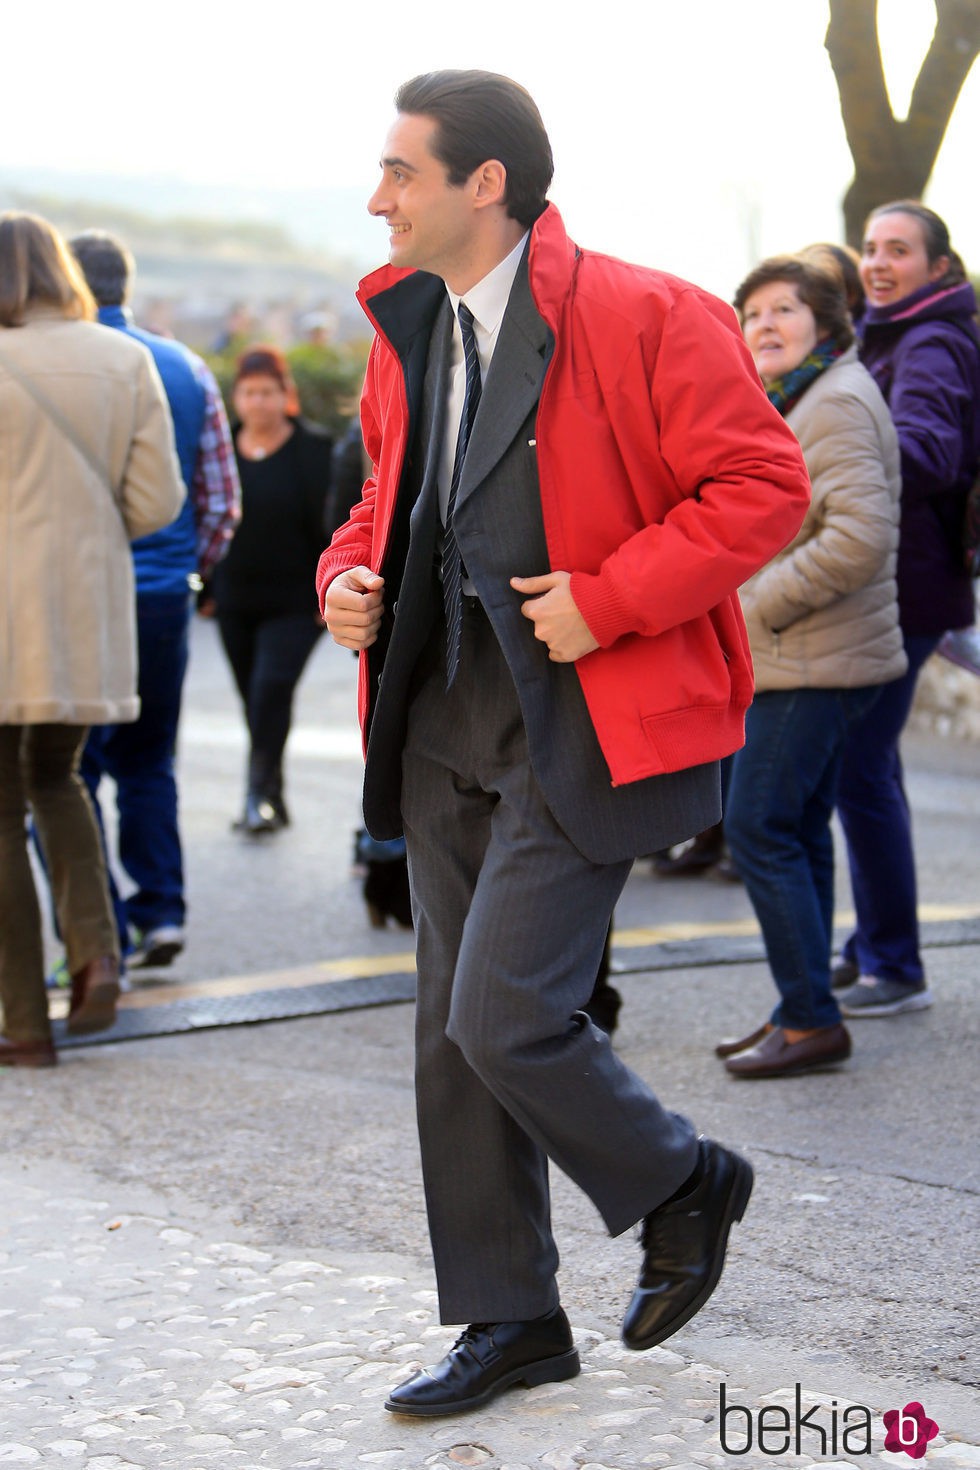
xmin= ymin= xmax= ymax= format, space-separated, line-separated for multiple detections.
xmin=190 ymin=356 xmax=241 ymax=580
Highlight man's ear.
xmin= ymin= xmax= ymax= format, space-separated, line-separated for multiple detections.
xmin=472 ymin=159 xmax=507 ymax=210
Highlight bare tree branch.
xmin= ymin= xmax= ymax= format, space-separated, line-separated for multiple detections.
xmin=826 ymin=0 xmax=980 ymax=244
xmin=825 ymin=0 xmax=894 ymax=174
xmin=904 ymin=0 xmax=980 ymax=171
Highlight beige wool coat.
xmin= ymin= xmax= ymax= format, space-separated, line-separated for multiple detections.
xmin=740 ymin=347 xmax=908 ymax=692
xmin=0 ymin=308 xmax=184 ymax=725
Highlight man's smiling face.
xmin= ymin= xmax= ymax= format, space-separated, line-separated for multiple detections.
xmin=367 ymin=113 xmax=480 ymax=283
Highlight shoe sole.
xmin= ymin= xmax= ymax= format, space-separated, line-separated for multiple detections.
xmin=66 ymin=981 xmax=120 ymax=1036
xmin=622 ymin=1155 xmax=754 ymax=1352
xmin=384 ymin=1346 xmax=580 ymax=1416
xmin=128 ymin=941 xmax=183 ymax=971
xmin=840 ymin=990 xmax=933 ymax=1018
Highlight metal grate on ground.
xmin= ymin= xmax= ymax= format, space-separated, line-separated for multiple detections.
xmin=54 ymin=914 xmax=980 ymax=1049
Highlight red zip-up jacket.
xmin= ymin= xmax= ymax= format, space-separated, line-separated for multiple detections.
xmin=317 ymin=205 xmax=809 ymax=786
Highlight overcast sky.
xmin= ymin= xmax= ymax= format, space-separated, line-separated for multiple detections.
xmin=5 ymin=0 xmax=979 ymax=297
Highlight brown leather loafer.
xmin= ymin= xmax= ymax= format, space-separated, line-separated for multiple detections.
xmin=67 ymin=955 xmax=120 ymax=1036
xmin=714 ymin=1021 xmax=773 ymax=1059
xmin=725 ymin=1024 xmax=851 ymax=1079
xmin=0 ymin=1034 xmax=57 ymax=1068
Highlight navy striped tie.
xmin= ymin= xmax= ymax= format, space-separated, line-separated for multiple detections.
xmin=443 ymin=301 xmax=482 ymax=686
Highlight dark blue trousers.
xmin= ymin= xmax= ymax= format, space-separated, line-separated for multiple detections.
xmin=727 ymin=684 xmax=882 ymax=1030
xmin=836 ymin=634 xmax=941 ymax=987
xmin=82 ymin=591 xmax=193 ymax=947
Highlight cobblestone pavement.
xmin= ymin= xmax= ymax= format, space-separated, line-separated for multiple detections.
xmin=6 ymin=628 xmax=978 ymax=1468
xmin=2 ymin=1159 xmax=977 ymax=1470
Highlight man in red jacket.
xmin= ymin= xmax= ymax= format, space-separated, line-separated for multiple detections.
xmin=320 ymin=70 xmax=809 ymax=1418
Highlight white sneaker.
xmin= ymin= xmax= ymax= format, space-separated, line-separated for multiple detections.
xmin=128 ymin=925 xmax=185 ymax=970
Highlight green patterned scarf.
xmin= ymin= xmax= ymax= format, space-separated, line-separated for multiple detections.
xmin=765 ymin=337 xmax=846 ymax=416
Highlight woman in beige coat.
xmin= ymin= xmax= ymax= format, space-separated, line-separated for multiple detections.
xmin=717 ymin=255 xmax=907 ymax=1080
xmin=0 ymin=212 xmax=184 ymax=1066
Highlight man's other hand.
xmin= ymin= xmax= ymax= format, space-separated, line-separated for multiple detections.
xmin=511 ymin=571 xmax=600 ymax=662
xmin=324 ymin=566 xmax=385 ymax=650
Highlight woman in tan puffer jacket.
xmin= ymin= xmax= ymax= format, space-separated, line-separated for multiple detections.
xmin=717 ymin=254 xmax=906 ymax=1081
xmin=0 ymin=212 xmax=183 ymax=1065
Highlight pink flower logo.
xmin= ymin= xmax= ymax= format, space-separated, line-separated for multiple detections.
xmin=883 ymin=1402 xmax=939 ymax=1458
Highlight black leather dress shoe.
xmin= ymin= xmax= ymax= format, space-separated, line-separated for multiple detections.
xmin=724 ymin=1024 xmax=851 ymax=1078
xmin=622 ymin=1138 xmax=753 ymax=1351
xmin=242 ymin=794 xmax=284 ymax=836
xmin=384 ymin=1307 xmax=580 ymax=1416
xmin=583 ymin=978 xmax=622 ymax=1036
xmin=651 ymin=823 xmax=725 ymax=877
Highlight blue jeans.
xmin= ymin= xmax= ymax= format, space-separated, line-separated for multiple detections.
xmin=82 ymin=591 xmax=193 ymax=946
xmin=726 ymin=685 xmax=883 ymax=1031
xmin=836 ymin=634 xmax=940 ymax=987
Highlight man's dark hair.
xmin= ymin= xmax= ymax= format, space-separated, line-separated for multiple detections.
xmin=733 ymin=255 xmax=855 ymax=351
xmin=395 ymin=70 xmax=553 ymax=228
xmin=68 ymin=230 xmax=134 ymax=307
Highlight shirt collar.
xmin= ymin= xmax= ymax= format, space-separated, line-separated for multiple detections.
xmin=446 ymin=231 xmax=529 ymax=333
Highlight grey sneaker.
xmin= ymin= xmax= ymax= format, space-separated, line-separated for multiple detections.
xmin=128 ymin=925 xmax=185 ymax=970
xmin=838 ymin=976 xmax=933 ymax=1017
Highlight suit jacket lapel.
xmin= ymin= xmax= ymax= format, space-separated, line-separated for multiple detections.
xmin=456 ymin=257 xmax=550 ymax=508
xmin=412 ymin=297 xmax=453 ymax=531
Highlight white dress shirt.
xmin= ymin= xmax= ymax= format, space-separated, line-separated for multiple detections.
xmin=439 ymin=232 xmax=529 ymax=591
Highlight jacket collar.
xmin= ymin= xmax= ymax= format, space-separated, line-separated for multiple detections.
xmin=863 ymin=278 xmax=979 ymax=333
xmin=357 ymin=202 xmax=579 ymax=357
xmin=98 ymin=304 xmax=133 ymax=330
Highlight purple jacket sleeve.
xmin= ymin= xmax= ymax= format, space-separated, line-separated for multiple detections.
xmin=888 ymin=324 xmax=979 ymax=503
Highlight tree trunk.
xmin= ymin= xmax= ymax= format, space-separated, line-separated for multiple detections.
xmin=826 ymin=0 xmax=980 ymax=247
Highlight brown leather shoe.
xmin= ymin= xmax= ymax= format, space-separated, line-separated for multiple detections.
xmin=67 ymin=955 xmax=120 ymax=1036
xmin=0 ymin=1034 xmax=57 ymax=1068
xmin=714 ymin=1021 xmax=773 ymax=1059
xmin=725 ymin=1024 xmax=851 ymax=1079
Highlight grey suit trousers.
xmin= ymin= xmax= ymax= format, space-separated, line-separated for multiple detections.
xmin=401 ymin=601 xmax=700 ymax=1325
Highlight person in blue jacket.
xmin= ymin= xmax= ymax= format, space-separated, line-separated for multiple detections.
xmin=69 ymin=232 xmax=242 ymax=972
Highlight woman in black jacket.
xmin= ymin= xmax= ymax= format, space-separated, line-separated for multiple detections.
xmin=213 ymin=346 xmax=332 ymax=834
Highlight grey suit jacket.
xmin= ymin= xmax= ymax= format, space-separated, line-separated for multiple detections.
xmin=362 ymin=255 xmax=720 ymax=862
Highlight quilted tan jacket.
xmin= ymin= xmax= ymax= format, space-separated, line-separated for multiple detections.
xmin=0 ymin=307 xmax=184 ymax=723
xmin=740 ymin=347 xmax=908 ymax=691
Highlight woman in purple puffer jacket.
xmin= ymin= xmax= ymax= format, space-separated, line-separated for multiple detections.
xmin=834 ymin=201 xmax=980 ymax=1020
